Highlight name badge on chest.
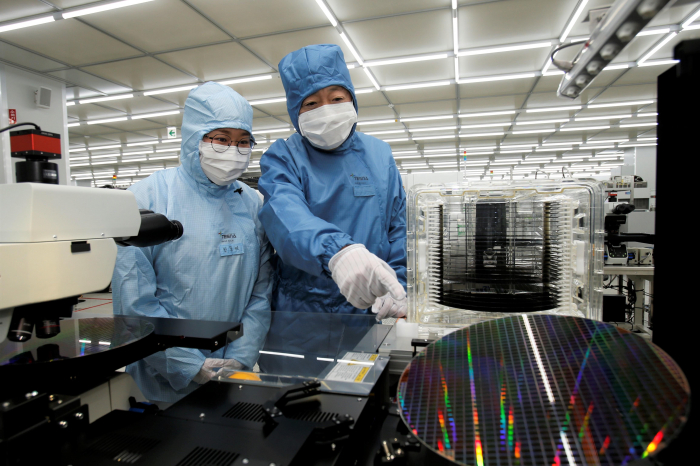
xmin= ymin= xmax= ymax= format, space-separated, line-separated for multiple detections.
xmin=219 ymin=243 xmax=244 ymax=257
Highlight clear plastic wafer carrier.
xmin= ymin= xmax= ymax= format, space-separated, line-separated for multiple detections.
xmin=406 ymin=179 xmax=605 ymax=333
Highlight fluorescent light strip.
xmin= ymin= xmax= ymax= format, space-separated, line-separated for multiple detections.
xmin=90 ymin=144 xmax=122 ymax=150
xmin=339 ymin=32 xmax=364 ymax=65
xmin=127 ymin=141 xmax=158 ymax=147
xmin=367 ymin=129 xmax=406 ymax=136
xmin=585 ymin=138 xmax=628 ymax=144
xmin=500 ymin=144 xmax=536 ymax=149
xmin=527 ymin=105 xmax=581 ymax=113
xmin=461 ymin=151 xmax=493 ymax=156
xmin=541 ymin=141 xmax=579 ymax=146
xmin=0 ymin=16 xmax=54 ymax=33
xmin=400 ymin=115 xmax=453 ymax=123
xmin=69 ymin=148 xmax=86 ymax=152
xmin=579 ymin=145 xmax=616 ymax=150
xmin=131 ymin=110 xmax=180 ymax=120
xmin=63 ymin=0 xmax=153 ymax=18
xmin=459 ymin=132 xmax=504 ymax=138
xmin=410 ymin=135 xmax=457 ymax=141
xmin=149 ymin=155 xmax=179 ymax=160
xmin=511 ymin=128 xmax=555 ymax=135
xmin=619 ymin=123 xmax=657 ymax=128
xmin=143 ymin=84 xmax=198 ymax=96
xmin=358 ymin=119 xmax=396 ymax=126
xmin=314 ymin=0 xmax=337 ymax=26
xmin=560 ymin=0 xmax=590 ymax=43
xmin=91 ymin=153 xmax=121 ymax=159
xmin=638 ymin=32 xmax=678 ymax=64
xmin=409 ymin=126 xmax=457 ymax=133
xmin=424 ymin=148 xmax=461 ymax=153
xmin=638 ymin=59 xmax=679 ymax=67
xmin=381 ymin=137 xmax=411 ymax=142
xmin=575 ymin=114 xmax=631 ymax=122
xmin=515 ymin=118 xmax=569 ymax=125
xmin=459 ymin=72 xmax=536 ymax=84
xmin=461 ymin=122 xmax=511 ymax=129
xmin=458 ymin=41 xmax=552 ymax=57
xmin=459 ymin=110 xmax=517 ymax=118
xmin=536 ymin=147 xmax=573 ymax=152
xmin=499 ymin=149 xmax=531 ymax=154
xmin=363 ymin=68 xmax=381 ymax=90
xmin=218 ymin=75 xmax=274 ymax=86
xmin=394 ymin=155 xmax=422 ymax=159
xmin=355 ymin=88 xmax=375 ymax=94
xmin=682 ymin=7 xmax=700 ymax=29
xmin=559 ymin=125 xmax=609 ymax=132
xmin=452 ymin=15 xmax=459 ymax=54
xmin=249 ymin=97 xmax=287 ymax=106
xmin=67 ymin=122 xmax=81 ymax=127
xmin=87 ymin=117 xmax=128 ymax=125
xmin=253 ymin=127 xmax=292 ymax=134
xmin=461 ymin=145 xmax=497 ymax=151
xmin=384 ymin=80 xmax=451 ymax=91
xmin=367 ymin=53 xmax=449 ymax=67
xmin=604 ymin=63 xmax=631 ymax=70
xmin=79 ymin=94 xmax=135 ymax=104
xmin=122 ymin=150 xmax=154 ymax=156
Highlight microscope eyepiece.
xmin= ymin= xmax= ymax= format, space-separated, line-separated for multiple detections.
xmin=116 ymin=210 xmax=184 ymax=248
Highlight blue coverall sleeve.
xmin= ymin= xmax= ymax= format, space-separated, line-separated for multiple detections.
xmin=386 ymin=164 xmax=407 ymax=289
xmin=112 ymin=245 xmax=206 ymax=391
xmin=259 ymin=142 xmax=355 ymax=277
xmin=387 ymin=164 xmax=406 ymax=289
xmin=224 ymin=196 xmax=274 ymax=368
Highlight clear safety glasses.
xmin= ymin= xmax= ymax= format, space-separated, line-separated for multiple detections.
xmin=204 ymin=133 xmax=255 ymax=156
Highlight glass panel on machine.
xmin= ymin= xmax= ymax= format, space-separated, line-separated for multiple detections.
xmin=0 ymin=317 xmax=154 ymax=365
xmin=220 ymin=310 xmax=390 ymax=396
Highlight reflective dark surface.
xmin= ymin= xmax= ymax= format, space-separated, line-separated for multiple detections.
xmin=398 ymin=315 xmax=690 ymax=466
xmin=0 ymin=317 xmax=154 ymax=366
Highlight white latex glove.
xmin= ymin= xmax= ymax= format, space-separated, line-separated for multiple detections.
xmin=372 ymin=293 xmax=407 ymax=320
xmin=329 ymin=244 xmax=406 ymax=309
xmin=192 ymin=358 xmax=244 ymax=384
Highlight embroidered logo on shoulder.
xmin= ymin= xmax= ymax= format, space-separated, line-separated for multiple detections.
xmin=350 ymin=173 xmax=369 ymax=181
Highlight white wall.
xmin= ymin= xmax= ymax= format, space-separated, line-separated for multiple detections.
xmin=0 ymin=64 xmax=69 ymax=184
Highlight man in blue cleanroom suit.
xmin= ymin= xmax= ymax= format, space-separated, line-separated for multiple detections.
xmin=257 ymin=44 xmax=406 ymax=373
xmin=112 ymin=82 xmax=273 ymax=402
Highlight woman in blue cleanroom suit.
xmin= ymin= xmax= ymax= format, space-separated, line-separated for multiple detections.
xmin=257 ymin=44 xmax=406 ymax=373
xmin=112 ymin=82 xmax=273 ymax=402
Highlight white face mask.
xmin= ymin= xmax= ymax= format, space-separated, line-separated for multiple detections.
xmin=298 ymin=101 xmax=357 ymax=151
xmin=198 ymin=140 xmax=250 ymax=186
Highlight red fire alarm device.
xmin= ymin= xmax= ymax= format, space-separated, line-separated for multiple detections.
xmin=8 ymin=109 xmax=16 ymax=125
